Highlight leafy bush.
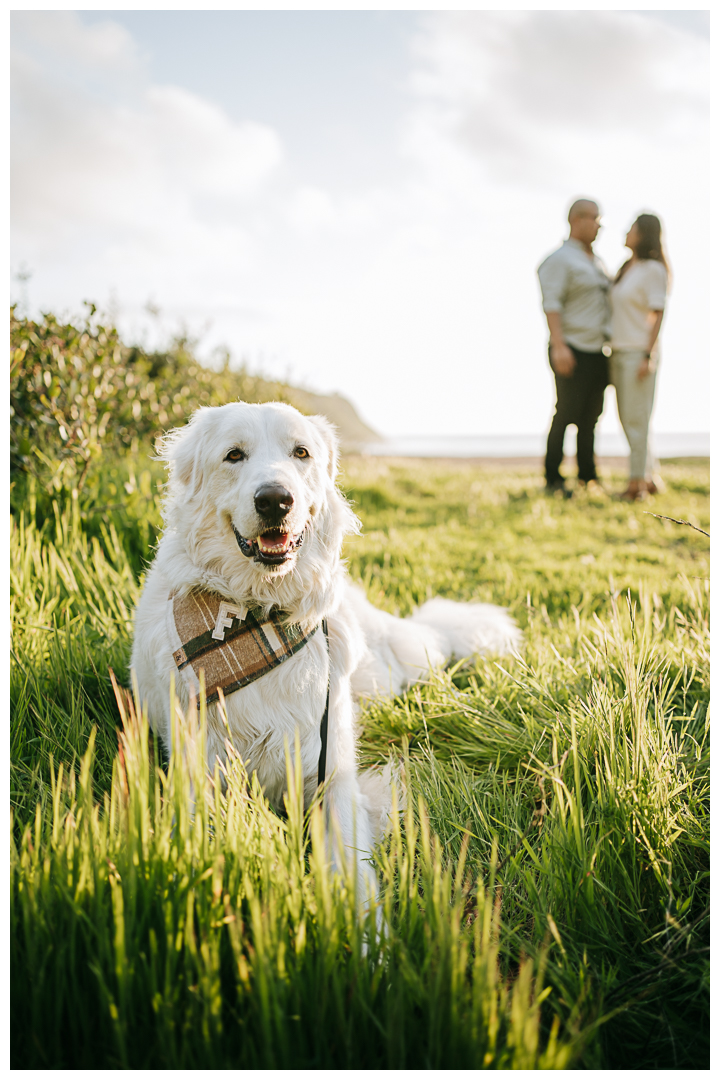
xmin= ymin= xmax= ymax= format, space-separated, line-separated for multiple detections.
xmin=10 ymin=304 xmax=294 ymax=511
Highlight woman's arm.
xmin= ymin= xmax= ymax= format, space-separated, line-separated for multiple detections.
xmin=638 ymin=309 xmax=664 ymax=380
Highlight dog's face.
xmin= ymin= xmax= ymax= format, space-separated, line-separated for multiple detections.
xmin=159 ymin=402 xmax=356 ymax=589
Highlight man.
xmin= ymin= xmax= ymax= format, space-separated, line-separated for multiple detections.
xmin=537 ymin=198 xmax=611 ymax=496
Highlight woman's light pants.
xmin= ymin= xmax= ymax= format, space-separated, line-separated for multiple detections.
xmin=610 ymin=349 xmax=658 ymax=480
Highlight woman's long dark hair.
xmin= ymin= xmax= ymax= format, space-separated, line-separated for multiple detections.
xmin=615 ymin=213 xmax=670 ymax=283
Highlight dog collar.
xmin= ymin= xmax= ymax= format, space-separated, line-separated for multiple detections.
xmin=167 ymin=590 xmax=331 ymax=791
xmin=167 ymin=589 xmax=320 ymax=706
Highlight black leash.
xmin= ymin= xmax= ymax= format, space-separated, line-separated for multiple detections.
xmin=316 ymin=617 xmax=330 ymax=790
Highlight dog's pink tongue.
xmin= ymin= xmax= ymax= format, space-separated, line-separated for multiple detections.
xmin=257 ymin=531 xmax=291 ymax=554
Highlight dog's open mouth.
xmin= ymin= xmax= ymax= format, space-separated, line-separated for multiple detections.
xmin=233 ymin=524 xmax=305 ymax=566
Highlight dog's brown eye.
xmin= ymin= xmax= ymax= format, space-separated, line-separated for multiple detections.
xmin=225 ymin=448 xmax=246 ymax=463
xmin=293 ymin=446 xmax=310 ymax=460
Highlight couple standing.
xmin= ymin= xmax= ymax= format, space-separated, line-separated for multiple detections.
xmin=538 ymin=198 xmax=669 ymax=500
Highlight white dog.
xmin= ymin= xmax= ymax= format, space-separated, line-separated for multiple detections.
xmin=131 ymin=401 xmax=521 ymax=902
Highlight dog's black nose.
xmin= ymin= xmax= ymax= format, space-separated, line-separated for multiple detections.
xmin=254 ymin=484 xmax=295 ymax=523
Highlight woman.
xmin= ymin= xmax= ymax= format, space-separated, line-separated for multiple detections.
xmin=609 ymin=213 xmax=669 ymax=500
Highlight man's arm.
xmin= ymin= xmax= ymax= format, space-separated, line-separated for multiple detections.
xmin=545 ymin=312 xmax=576 ymax=377
xmin=538 ymin=256 xmax=575 ymax=377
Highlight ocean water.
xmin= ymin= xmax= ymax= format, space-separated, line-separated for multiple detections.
xmin=359 ymin=432 xmax=709 ymax=459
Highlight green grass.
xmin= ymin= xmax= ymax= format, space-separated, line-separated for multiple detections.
xmin=11 ymin=456 xmax=709 ymax=1068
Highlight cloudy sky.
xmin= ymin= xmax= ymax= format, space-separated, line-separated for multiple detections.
xmin=11 ymin=8 xmax=709 ymax=439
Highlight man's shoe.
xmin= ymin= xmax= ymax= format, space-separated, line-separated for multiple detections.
xmin=545 ymin=480 xmax=572 ymax=499
xmin=577 ymin=479 xmax=608 ymax=499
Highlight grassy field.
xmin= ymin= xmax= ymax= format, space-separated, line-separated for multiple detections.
xmin=11 ymin=454 xmax=709 ymax=1069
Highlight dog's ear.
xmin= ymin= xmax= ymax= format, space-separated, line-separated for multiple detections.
xmin=155 ymin=409 xmax=210 ymax=495
xmin=308 ymin=414 xmax=340 ymax=480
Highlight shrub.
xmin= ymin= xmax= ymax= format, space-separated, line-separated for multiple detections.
xmin=10 ymin=304 xmax=293 ymax=508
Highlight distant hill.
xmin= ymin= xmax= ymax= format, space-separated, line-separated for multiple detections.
xmin=288 ymin=388 xmax=381 ymax=449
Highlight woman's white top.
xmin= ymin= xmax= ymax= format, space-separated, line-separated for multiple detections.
xmin=610 ymin=259 xmax=668 ymax=350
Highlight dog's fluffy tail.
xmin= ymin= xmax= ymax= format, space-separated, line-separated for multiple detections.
xmin=408 ymin=596 xmax=522 ymax=663
xmin=346 ymin=582 xmax=522 ymax=700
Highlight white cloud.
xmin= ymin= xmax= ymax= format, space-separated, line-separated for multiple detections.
xmin=286 ymin=187 xmax=340 ymax=234
xmin=406 ymin=11 xmax=709 ymax=184
xmin=11 ymin=10 xmax=140 ymax=76
xmin=11 ymin=15 xmax=283 ymax=262
xmin=143 ymin=86 xmax=282 ymax=200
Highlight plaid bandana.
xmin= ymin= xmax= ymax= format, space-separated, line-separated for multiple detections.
xmin=167 ymin=589 xmax=320 ymax=707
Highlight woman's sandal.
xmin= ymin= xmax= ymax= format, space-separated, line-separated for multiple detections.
xmin=645 ymin=476 xmax=665 ymax=496
xmin=617 ymin=482 xmax=647 ymax=502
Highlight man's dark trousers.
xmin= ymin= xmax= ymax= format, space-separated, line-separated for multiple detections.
xmin=545 ymin=346 xmax=609 ymax=486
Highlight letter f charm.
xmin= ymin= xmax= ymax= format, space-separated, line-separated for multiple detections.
xmin=212 ymin=602 xmax=248 ymax=641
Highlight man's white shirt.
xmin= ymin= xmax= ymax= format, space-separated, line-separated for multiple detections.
xmin=537 ymin=238 xmax=611 ymax=352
